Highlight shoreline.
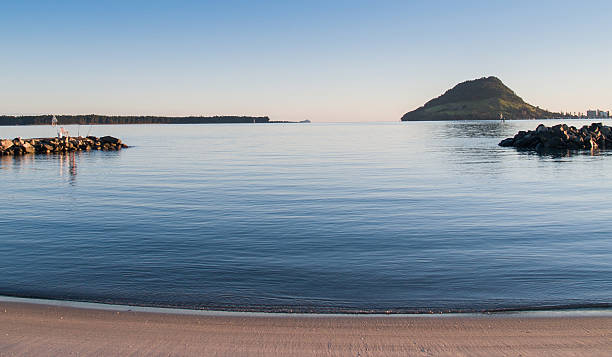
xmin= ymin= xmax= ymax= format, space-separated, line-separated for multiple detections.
xmin=1 ymin=299 xmax=610 ymax=356
xmin=1 ymin=295 xmax=611 ymax=318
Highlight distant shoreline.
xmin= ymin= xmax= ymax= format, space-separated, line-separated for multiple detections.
xmin=0 ymin=115 xmax=310 ymax=126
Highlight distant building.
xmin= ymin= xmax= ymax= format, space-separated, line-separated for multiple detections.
xmin=586 ymin=109 xmax=610 ymax=118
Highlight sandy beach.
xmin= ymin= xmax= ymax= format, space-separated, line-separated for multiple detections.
xmin=0 ymin=301 xmax=610 ymax=356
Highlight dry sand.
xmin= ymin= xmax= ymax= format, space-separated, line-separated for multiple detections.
xmin=0 ymin=301 xmax=610 ymax=356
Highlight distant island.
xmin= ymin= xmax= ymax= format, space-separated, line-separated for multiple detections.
xmin=0 ymin=115 xmax=309 ymax=126
xmin=401 ymin=76 xmax=570 ymax=121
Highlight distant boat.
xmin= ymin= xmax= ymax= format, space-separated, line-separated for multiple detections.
xmin=51 ymin=115 xmax=58 ymax=127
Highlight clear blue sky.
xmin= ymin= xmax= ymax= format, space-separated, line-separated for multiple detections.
xmin=1 ymin=0 xmax=610 ymax=121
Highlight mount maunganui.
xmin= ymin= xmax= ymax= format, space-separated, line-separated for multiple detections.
xmin=401 ymin=77 xmax=562 ymax=121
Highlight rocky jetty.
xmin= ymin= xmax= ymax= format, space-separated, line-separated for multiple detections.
xmin=499 ymin=122 xmax=612 ymax=150
xmin=0 ymin=136 xmax=127 ymax=156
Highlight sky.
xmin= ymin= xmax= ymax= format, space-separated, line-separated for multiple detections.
xmin=1 ymin=0 xmax=611 ymax=122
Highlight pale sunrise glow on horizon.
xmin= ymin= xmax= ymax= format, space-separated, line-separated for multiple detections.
xmin=1 ymin=0 xmax=611 ymax=122
xmin=2 ymin=2 xmax=612 ymax=354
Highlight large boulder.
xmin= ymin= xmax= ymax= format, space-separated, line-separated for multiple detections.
xmin=100 ymin=136 xmax=121 ymax=145
xmin=0 ymin=139 xmax=13 ymax=150
xmin=21 ymin=142 xmax=35 ymax=154
xmin=36 ymin=142 xmax=55 ymax=152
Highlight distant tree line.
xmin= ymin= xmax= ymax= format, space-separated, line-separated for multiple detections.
xmin=0 ymin=115 xmax=271 ymax=126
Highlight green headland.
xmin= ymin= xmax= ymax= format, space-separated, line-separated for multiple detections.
xmin=401 ymin=76 xmax=565 ymax=121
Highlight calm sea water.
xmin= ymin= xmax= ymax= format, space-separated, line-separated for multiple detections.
xmin=0 ymin=121 xmax=611 ymax=313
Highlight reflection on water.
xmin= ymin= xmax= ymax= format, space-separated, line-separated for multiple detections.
xmin=0 ymin=152 xmax=80 ymax=185
xmin=438 ymin=120 xmax=514 ymax=138
xmin=0 ymin=121 xmax=611 ymax=313
xmin=515 ymin=147 xmax=610 ymax=159
xmin=58 ymin=152 xmax=78 ymax=185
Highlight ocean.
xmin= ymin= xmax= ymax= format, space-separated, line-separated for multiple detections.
xmin=0 ymin=120 xmax=610 ymax=313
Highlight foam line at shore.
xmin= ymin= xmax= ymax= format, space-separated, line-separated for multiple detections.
xmin=1 ymin=295 xmax=610 ymax=318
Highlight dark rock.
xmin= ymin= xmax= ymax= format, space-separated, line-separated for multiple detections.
xmin=100 ymin=136 xmax=121 ymax=144
xmin=535 ymin=124 xmax=548 ymax=134
xmin=37 ymin=143 xmax=54 ymax=152
xmin=500 ymin=123 xmax=612 ymax=151
xmin=514 ymin=132 xmax=539 ymax=148
xmin=543 ymin=136 xmax=565 ymax=149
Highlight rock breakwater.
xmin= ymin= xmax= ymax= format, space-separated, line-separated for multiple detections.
xmin=0 ymin=136 xmax=127 ymax=156
xmin=499 ymin=122 xmax=612 ymax=150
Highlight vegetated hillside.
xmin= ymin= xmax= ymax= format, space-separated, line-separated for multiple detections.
xmin=0 ymin=115 xmax=271 ymax=126
xmin=401 ymin=77 xmax=565 ymax=121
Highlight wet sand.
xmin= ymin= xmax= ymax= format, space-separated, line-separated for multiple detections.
xmin=0 ymin=301 xmax=610 ymax=356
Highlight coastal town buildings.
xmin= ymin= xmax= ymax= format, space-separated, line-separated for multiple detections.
xmin=586 ymin=109 xmax=610 ymax=118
